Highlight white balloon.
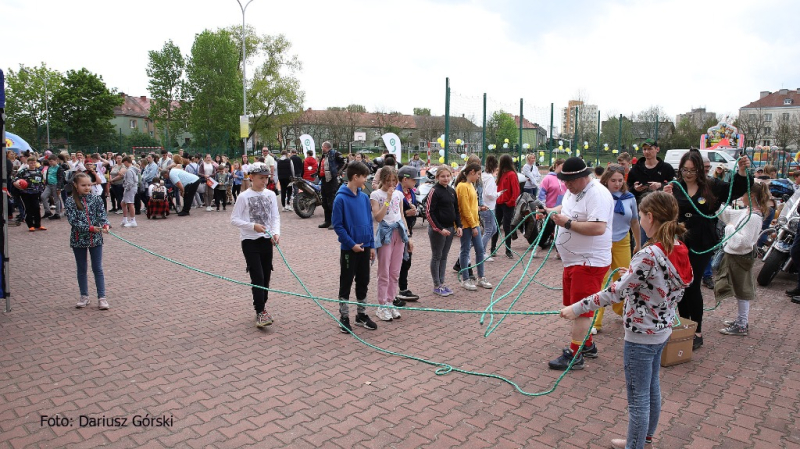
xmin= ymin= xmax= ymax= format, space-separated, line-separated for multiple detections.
xmin=503 ymin=143 xmax=509 ymax=149
xmin=439 ymin=149 xmax=445 ymax=157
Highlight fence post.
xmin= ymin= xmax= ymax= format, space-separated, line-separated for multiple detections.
xmin=596 ymin=110 xmax=601 ymax=166
xmin=482 ymin=93 xmax=486 ymax=166
xmin=518 ymin=98 xmax=523 ymax=171
xmin=548 ymin=103 xmax=554 ymax=166
xmin=444 ymin=78 xmax=450 ymax=165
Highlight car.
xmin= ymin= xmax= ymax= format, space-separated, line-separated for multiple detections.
xmin=664 ymin=149 xmax=737 ymax=173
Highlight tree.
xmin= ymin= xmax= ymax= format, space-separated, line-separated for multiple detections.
xmin=51 ymin=68 xmax=123 ymax=147
xmin=774 ymin=113 xmax=799 ymax=151
xmin=124 ymin=129 xmax=161 ymax=150
xmin=486 ymin=111 xmax=517 ymax=148
xmin=4 ymin=64 xmax=64 ymax=148
xmin=146 ymin=39 xmax=187 ymax=148
xmin=600 ymin=114 xmax=634 ymax=152
xmin=185 ymin=28 xmax=243 ymax=151
xmin=633 ymin=106 xmax=669 ymax=142
xmin=736 ymin=108 xmax=767 ymax=147
xmin=413 ymin=107 xmax=431 ymax=116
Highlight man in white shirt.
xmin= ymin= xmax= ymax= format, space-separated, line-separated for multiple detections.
xmin=545 ymin=156 xmax=614 ymax=371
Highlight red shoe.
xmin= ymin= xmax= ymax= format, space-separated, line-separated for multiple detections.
xmin=37 ymin=226 xmax=47 ymax=231
xmin=29 ymin=227 xmax=35 ymax=232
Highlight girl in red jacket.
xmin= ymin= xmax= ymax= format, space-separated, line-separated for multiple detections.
xmin=494 ymin=154 xmax=520 ymax=259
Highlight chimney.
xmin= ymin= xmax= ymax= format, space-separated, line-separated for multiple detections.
xmin=119 ymin=92 xmax=126 ymax=98
xmin=140 ymin=95 xmax=147 ymax=101
xmin=760 ymin=91 xmax=770 ymax=98
xmin=779 ymin=89 xmax=789 ymax=95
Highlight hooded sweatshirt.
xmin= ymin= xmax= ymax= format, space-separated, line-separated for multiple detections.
xmin=332 ymin=184 xmax=375 ymax=251
xmin=572 ymin=241 xmax=693 ymax=344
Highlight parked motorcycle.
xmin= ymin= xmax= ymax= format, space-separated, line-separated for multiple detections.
xmin=757 ymin=188 xmax=800 ymax=286
xmin=291 ymin=177 xmax=322 ymax=219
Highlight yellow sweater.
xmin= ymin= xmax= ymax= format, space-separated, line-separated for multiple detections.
xmin=456 ymin=182 xmax=479 ymax=229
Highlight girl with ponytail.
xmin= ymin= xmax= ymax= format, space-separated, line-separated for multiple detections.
xmin=560 ymin=191 xmax=693 ymax=449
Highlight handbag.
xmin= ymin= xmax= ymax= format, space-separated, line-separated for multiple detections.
xmin=710 ymin=248 xmax=724 ymax=271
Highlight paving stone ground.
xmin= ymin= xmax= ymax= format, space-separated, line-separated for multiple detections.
xmin=1 ymin=205 xmax=799 ymax=448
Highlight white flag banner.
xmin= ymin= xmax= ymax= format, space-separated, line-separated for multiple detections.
xmin=299 ymin=134 xmax=316 ymax=158
xmin=381 ymin=133 xmax=402 ymax=160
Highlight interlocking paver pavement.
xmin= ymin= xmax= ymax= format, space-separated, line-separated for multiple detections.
xmin=1 ymin=206 xmax=799 ymax=448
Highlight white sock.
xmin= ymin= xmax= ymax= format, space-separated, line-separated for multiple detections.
xmin=122 ymin=217 xmax=128 ymax=223
xmin=736 ymin=299 xmax=750 ymax=326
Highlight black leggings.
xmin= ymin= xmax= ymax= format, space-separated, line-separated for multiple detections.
xmin=491 ymin=203 xmax=514 ymax=253
xmin=232 ymin=184 xmax=242 ymax=201
xmin=241 ymin=238 xmax=274 ymax=313
xmin=213 ymin=189 xmax=227 ymax=208
xmin=20 ymin=192 xmax=41 ymax=228
xmin=678 ymin=250 xmax=713 ymax=334
xmin=279 ymin=179 xmax=292 ymax=207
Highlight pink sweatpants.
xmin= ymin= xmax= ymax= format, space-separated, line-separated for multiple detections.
xmin=376 ymin=229 xmax=405 ymax=306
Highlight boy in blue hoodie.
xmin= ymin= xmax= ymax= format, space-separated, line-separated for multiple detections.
xmin=332 ymin=162 xmax=378 ymax=333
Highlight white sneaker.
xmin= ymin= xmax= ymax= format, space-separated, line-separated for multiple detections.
xmin=462 ymin=279 xmax=478 ymax=291
xmin=127 ymin=220 xmax=137 ymax=227
xmin=76 ymin=296 xmax=90 ymax=308
xmin=121 ymin=218 xmax=128 ymax=226
xmin=390 ymin=307 xmax=401 ymax=319
xmin=477 ymin=277 xmax=493 ymax=289
xmin=206 ymin=206 xmax=213 ymax=212
xmin=114 ymin=210 xmax=123 ymax=215
xmin=484 ymin=252 xmax=494 ymax=262
xmin=98 ymin=298 xmax=110 ymax=310
xmin=375 ymin=307 xmax=393 ymax=321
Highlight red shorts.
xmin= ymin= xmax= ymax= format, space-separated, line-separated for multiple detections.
xmin=563 ymin=265 xmax=609 ymax=318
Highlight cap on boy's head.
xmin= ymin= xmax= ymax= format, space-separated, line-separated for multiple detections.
xmin=248 ymin=162 xmax=270 ymax=176
xmin=397 ymin=166 xmax=418 ymax=180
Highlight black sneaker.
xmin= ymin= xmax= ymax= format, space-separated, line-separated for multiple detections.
xmin=42 ymin=212 xmax=52 ymax=219
xmin=702 ymin=276 xmax=714 ymax=289
xmin=396 ymin=290 xmax=420 ymax=302
xmin=548 ymin=348 xmax=584 ymax=370
xmin=692 ymin=335 xmax=703 ymax=350
xmin=318 ymin=222 xmax=331 ymax=228
xmin=392 ymin=298 xmax=406 ymax=308
xmin=452 ymin=262 xmax=461 ymax=272
xmin=48 ymin=214 xmax=61 ymax=220
xmin=792 ymin=296 xmax=800 ymax=304
xmin=355 ymin=313 xmax=377 ymax=330
xmin=340 ymin=315 xmax=352 ymax=333
xmin=581 ymin=342 xmax=598 ymax=359
xmin=506 ymin=251 xmax=514 ymax=259
xmin=786 ymin=287 xmax=800 ymax=297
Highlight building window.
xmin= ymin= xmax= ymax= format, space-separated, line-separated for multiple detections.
xmin=785 ymin=99 xmax=793 ymax=105
xmin=765 ymin=127 xmax=772 ymax=135
xmin=130 ymin=119 xmax=137 ymax=129
xmin=783 ymin=113 xmax=790 ymax=121
xmin=749 ymin=114 xmax=756 ymax=120
xmin=764 ymin=113 xmax=772 ymax=122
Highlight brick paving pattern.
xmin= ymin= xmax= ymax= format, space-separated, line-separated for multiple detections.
xmin=1 ymin=207 xmax=799 ymax=448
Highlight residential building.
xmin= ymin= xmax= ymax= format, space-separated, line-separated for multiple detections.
xmin=676 ymin=108 xmax=717 ymax=127
xmin=561 ymin=100 xmax=598 ymax=138
xmin=513 ymin=115 xmax=548 ymax=149
xmin=111 ymin=93 xmax=192 ymax=148
xmin=739 ymin=89 xmax=800 ymax=149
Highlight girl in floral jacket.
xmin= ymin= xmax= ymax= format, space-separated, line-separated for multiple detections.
xmin=560 ymin=192 xmax=693 ymax=449
xmin=65 ymin=173 xmax=111 ymax=310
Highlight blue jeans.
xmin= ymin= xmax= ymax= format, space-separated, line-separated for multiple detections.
xmin=703 ymin=261 xmax=712 ymax=279
xmin=792 ymin=228 xmax=800 ymax=289
xmin=73 ymin=246 xmax=106 ymax=298
xmin=459 ymin=227 xmax=485 ymax=281
xmin=480 ymin=209 xmax=497 ymax=253
xmin=624 ymin=340 xmax=666 ymax=449
xmin=523 ymin=187 xmax=538 ymax=198
xmin=757 ymin=207 xmax=775 ymax=247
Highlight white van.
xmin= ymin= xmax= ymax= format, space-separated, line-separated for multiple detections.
xmin=664 ymin=149 xmax=738 ymax=173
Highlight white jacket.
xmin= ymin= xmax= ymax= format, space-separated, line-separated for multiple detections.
xmin=720 ymin=207 xmax=762 ymax=255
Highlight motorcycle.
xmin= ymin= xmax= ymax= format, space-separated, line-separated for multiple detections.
xmin=291 ymin=177 xmax=322 ymax=219
xmin=757 ymin=187 xmax=800 ymax=286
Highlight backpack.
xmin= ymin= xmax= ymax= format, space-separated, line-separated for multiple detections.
xmin=63 ymin=170 xmax=76 ymax=194
xmin=152 ymin=185 xmax=166 ymax=201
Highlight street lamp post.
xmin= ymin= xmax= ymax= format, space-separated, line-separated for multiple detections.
xmin=236 ymin=0 xmax=255 ymax=157
xmin=22 ymin=68 xmax=50 ymax=149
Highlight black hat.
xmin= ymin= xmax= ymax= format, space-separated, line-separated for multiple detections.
xmin=557 ymin=157 xmax=591 ymax=181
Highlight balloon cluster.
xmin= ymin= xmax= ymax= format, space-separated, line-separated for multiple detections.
xmin=583 ymin=141 xmax=589 ymax=150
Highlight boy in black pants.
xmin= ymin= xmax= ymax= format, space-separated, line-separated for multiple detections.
xmin=395 ymin=166 xmax=421 ymax=304
xmin=332 ymin=162 xmax=378 ymax=333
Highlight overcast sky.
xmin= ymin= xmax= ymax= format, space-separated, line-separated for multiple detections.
xmin=5 ymin=0 xmax=799 ymax=126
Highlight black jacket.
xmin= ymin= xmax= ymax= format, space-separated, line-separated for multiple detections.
xmin=673 ymin=173 xmax=752 ymax=252
xmin=425 ymin=183 xmax=461 ymax=233
xmin=626 ymin=157 xmax=677 ymax=202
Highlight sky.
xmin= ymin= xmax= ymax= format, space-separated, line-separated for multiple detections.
xmin=4 ymin=0 xmax=800 ymax=128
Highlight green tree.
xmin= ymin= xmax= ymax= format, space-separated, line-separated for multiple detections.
xmin=146 ymin=39 xmax=187 ymax=149
xmin=185 ymin=28 xmax=243 ymax=151
xmin=4 ymin=64 xmax=64 ymax=148
xmin=124 ymin=129 xmax=161 ymax=151
xmin=50 ymin=68 xmax=122 ymax=147
xmin=346 ymin=104 xmax=366 ymax=113
xmin=487 ymin=111 xmax=517 ymax=149
xmin=413 ymin=107 xmax=431 ymax=116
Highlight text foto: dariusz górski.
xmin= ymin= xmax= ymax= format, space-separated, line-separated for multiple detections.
xmin=41 ymin=414 xmax=174 ymax=428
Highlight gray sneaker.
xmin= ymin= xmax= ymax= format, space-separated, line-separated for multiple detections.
xmin=98 ymin=298 xmax=110 ymax=310
xmin=76 ymin=296 xmax=90 ymax=308
xmin=719 ymin=323 xmax=748 ymax=336
xmin=461 ymin=279 xmax=477 ymax=291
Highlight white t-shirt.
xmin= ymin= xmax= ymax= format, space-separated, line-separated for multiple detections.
xmin=370 ymin=188 xmax=404 ymax=225
xmin=230 ymin=188 xmax=281 ymax=241
xmin=556 ymin=179 xmax=614 ymax=268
